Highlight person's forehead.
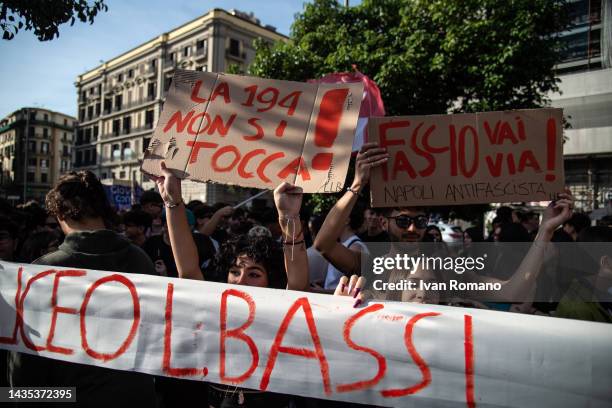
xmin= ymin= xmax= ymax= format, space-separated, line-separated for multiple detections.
xmin=391 ymin=209 xmax=426 ymax=217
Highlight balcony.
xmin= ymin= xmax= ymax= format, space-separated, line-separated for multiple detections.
xmin=195 ymin=47 xmax=207 ymax=59
xmin=226 ymin=49 xmax=246 ymax=61
xmin=107 ymin=95 xmax=156 ymax=115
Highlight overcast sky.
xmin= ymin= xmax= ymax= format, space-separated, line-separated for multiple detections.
xmin=0 ymin=0 xmax=315 ymax=119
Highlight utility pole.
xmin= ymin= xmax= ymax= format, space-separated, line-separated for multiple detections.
xmin=344 ymin=0 xmax=349 ymax=7
xmin=23 ymin=108 xmax=31 ymax=203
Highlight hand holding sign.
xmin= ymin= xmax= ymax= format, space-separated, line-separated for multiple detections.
xmin=334 ymin=275 xmax=366 ymax=308
xmin=151 ymin=161 xmax=183 ymax=207
xmin=352 ymin=143 xmax=390 ymax=191
xmin=540 ymin=188 xmax=574 ymax=235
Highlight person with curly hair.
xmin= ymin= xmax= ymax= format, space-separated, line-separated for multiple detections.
xmin=152 ymin=162 xmax=308 ymax=407
xmin=8 ymin=171 xmax=157 ymax=407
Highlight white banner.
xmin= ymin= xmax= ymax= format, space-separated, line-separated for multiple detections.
xmin=1 ymin=261 xmax=611 ymax=407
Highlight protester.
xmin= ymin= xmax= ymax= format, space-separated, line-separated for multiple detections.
xmin=0 ymin=216 xmax=19 ymax=262
xmin=140 ymin=189 xmax=164 ymax=236
xmin=122 ymin=209 xmax=152 ymax=247
xmin=8 ymin=171 xmax=157 ymax=407
xmin=152 ymin=161 xmax=308 ymax=407
xmin=17 ymin=229 xmax=62 ymax=263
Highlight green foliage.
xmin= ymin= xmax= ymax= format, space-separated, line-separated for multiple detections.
xmin=1 ymin=0 xmax=108 ymax=41
xmin=250 ymin=0 xmax=569 ymax=115
xmin=249 ymin=0 xmax=569 ymax=219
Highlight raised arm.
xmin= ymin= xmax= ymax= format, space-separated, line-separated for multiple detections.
xmin=314 ymin=143 xmax=389 ymax=275
xmin=274 ymin=182 xmax=309 ymax=291
xmin=200 ymin=205 xmax=233 ymax=237
xmin=469 ymin=189 xmax=574 ymax=301
xmin=153 ymin=162 xmax=203 ymax=280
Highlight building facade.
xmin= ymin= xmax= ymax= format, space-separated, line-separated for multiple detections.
xmin=74 ymin=8 xmax=287 ymax=203
xmin=550 ymin=0 xmax=612 ymax=213
xmin=0 ymin=108 xmax=75 ymax=203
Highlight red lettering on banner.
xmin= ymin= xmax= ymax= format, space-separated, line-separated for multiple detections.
xmin=464 ymin=315 xmax=476 ymax=408
xmin=498 ymin=121 xmax=519 ymax=144
xmin=392 ymin=151 xmax=417 ymax=180
xmin=80 ymin=274 xmax=140 ymax=362
xmin=46 ymin=270 xmax=87 ymax=355
xmin=207 ymin=113 xmax=236 ymax=136
xmin=459 ymin=126 xmax=479 ymax=178
xmin=186 ymin=141 xmax=218 ymax=164
xmin=212 ymin=146 xmax=241 ymax=172
xmin=311 ymin=153 xmax=333 ymax=171
xmin=545 ymin=118 xmax=557 ymax=181
xmin=257 ymin=152 xmax=285 ymax=183
xmin=190 ymin=80 xmax=208 ymax=103
xmin=187 ymin=112 xmax=207 ymax=135
xmin=275 ymin=120 xmax=288 ymax=137
xmin=18 ymin=269 xmax=57 ymax=351
xmin=163 ymin=283 xmax=208 ymax=377
xmin=260 ymin=297 xmax=331 ymax=395
xmin=485 ymin=154 xmax=503 ymax=177
xmin=380 ymin=312 xmax=440 ymax=398
xmin=238 ymin=149 xmax=266 ymax=179
xmin=164 ymin=110 xmax=194 ymax=133
xmin=449 ymin=125 xmax=458 ymax=176
xmin=314 ymin=89 xmax=349 ymax=148
xmin=483 ymin=120 xmax=501 ymax=145
xmin=410 ymin=123 xmax=436 ymax=177
xmin=0 ymin=267 xmax=24 ymax=345
xmin=379 ymin=121 xmax=409 ymax=181
xmin=517 ymin=150 xmax=541 ymax=173
xmin=336 ymin=304 xmax=387 ymax=393
xmin=220 ymin=289 xmax=258 ymax=384
xmin=210 ymin=82 xmax=231 ymax=103
xmin=278 ymin=157 xmax=311 ymax=181
xmin=243 ymin=118 xmax=264 ymax=141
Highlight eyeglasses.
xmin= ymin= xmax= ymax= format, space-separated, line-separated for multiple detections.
xmin=387 ymin=215 xmax=428 ymax=229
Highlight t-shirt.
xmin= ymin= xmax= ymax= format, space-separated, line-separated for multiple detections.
xmin=324 ymin=235 xmax=369 ymax=289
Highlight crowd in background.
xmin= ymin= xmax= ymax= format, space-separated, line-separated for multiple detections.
xmin=1 ymin=144 xmax=611 ymax=407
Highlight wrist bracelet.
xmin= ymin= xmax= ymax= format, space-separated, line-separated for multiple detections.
xmin=283 ymin=239 xmax=305 ymax=246
xmin=164 ymin=199 xmax=183 ymax=208
xmin=346 ymin=186 xmax=362 ymax=197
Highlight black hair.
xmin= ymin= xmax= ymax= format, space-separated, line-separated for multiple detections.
xmin=208 ymin=235 xmax=286 ymax=289
xmin=140 ymin=190 xmax=163 ymax=205
xmin=122 ymin=209 xmax=152 ymax=229
xmin=497 ymin=222 xmax=531 ymax=242
xmin=46 ymin=171 xmax=114 ymax=222
xmin=464 ymin=227 xmax=484 ymax=242
xmin=566 ymin=212 xmax=591 ymax=233
xmin=18 ymin=230 xmax=62 ymax=263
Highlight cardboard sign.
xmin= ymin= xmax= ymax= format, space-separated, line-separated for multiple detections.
xmin=141 ymin=70 xmax=363 ymax=193
xmin=2 ymin=261 xmax=611 ymax=407
xmin=368 ymin=109 xmax=565 ymax=207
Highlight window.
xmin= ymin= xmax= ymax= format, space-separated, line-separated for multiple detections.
xmin=147 ymin=82 xmax=156 ymax=99
xmin=44 ymin=114 xmax=48 ymax=121
xmin=64 ymin=119 xmax=68 ymax=126
xmin=81 ymin=90 xmax=86 ymax=100
xmin=91 ymin=149 xmax=97 ymax=164
xmin=196 ymin=39 xmax=206 ymax=50
xmin=87 ymin=106 xmax=93 ymax=119
xmin=28 ymin=141 xmax=36 ymax=152
xmin=122 ymin=116 xmax=131 ymax=134
xmin=145 ymin=110 xmax=154 ymax=127
xmin=95 ymin=103 xmax=101 ymax=116
xmin=122 ymin=142 xmax=131 ymax=160
xmin=76 ymin=151 xmax=83 ymax=166
xmin=112 ymin=144 xmax=120 ymax=161
xmin=28 ymin=126 xmax=35 ymax=137
xmin=164 ymin=77 xmax=172 ymax=92
xmin=43 ymin=128 xmax=48 ymax=138
xmin=84 ymin=149 xmax=91 ymax=164
xmin=104 ymin=98 xmax=112 ymax=113
xmin=41 ymin=142 xmax=49 ymax=154
xmin=40 ymin=159 xmax=48 ymax=168
xmin=119 ymin=171 xmax=126 ymax=179
xmin=63 ymin=132 xmax=67 ymax=141
xmin=143 ymin=137 xmax=151 ymax=152
xmin=63 ymin=145 xmax=69 ymax=156
xmin=93 ymin=125 xmax=99 ymax=139
xmin=114 ymin=94 xmax=122 ymax=110
xmin=128 ymin=69 xmax=134 ymax=78
xmin=41 ymin=173 xmax=48 ymax=183
xmin=151 ymin=59 xmax=157 ymax=69
xmin=79 ymin=108 xmax=85 ymax=121
xmin=27 ymin=172 xmax=35 ymax=182
xmin=29 ymin=111 xmax=36 ymax=120
xmin=229 ymin=38 xmax=240 ymax=56
xmin=112 ymin=119 xmax=121 ymax=135
xmin=183 ymin=46 xmax=190 ymax=57
xmin=28 ymin=158 xmax=37 ymax=166
xmin=101 ymin=172 xmax=107 ymax=179
xmin=118 ymin=73 xmax=123 ymax=82
xmin=169 ymin=52 xmax=175 ymax=62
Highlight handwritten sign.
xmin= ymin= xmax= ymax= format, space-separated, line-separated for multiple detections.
xmin=368 ymin=109 xmax=565 ymax=207
xmin=141 ymin=70 xmax=363 ymax=193
xmin=1 ymin=262 xmax=611 ymax=407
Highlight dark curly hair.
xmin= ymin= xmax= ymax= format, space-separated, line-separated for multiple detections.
xmin=46 ymin=171 xmax=114 ymax=222
xmin=208 ymin=235 xmax=286 ymax=289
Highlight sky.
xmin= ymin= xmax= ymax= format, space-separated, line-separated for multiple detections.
xmin=0 ymin=0 xmax=314 ymax=119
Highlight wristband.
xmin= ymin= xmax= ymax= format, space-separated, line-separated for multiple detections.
xmin=346 ymin=186 xmax=362 ymax=197
xmin=164 ymin=199 xmax=183 ymax=208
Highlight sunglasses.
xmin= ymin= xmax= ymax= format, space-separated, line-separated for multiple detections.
xmin=387 ymin=215 xmax=428 ymax=229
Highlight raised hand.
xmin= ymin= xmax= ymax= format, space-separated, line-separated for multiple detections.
xmin=352 ymin=143 xmax=389 ymax=191
xmin=541 ymin=188 xmax=574 ymax=233
xmin=334 ymin=275 xmax=366 ymax=308
xmin=274 ymin=182 xmax=303 ymax=219
xmin=149 ymin=161 xmax=182 ymax=206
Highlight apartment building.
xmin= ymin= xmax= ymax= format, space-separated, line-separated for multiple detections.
xmin=0 ymin=108 xmax=76 ymax=202
xmin=550 ymin=0 xmax=612 ymax=212
xmin=74 ymin=8 xmax=287 ymax=203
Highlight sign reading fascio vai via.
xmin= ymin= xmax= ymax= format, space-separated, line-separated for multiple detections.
xmin=141 ymin=70 xmax=363 ymax=193
xmin=368 ymin=109 xmax=565 ymax=207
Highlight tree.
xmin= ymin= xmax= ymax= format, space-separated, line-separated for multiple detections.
xmin=249 ymin=0 xmax=569 ymax=115
xmin=249 ymin=0 xmax=570 ymax=218
xmin=1 ymin=0 xmax=108 ymax=41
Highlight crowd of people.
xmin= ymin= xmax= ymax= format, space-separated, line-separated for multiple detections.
xmin=1 ymin=143 xmax=611 ymax=407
